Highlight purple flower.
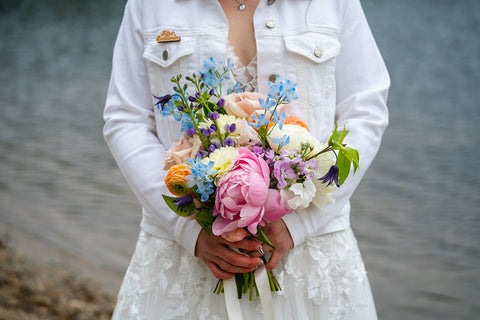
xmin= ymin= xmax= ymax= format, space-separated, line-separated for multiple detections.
xmin=217 ymin=98 xmax=225 ymax=108
xmin=252 ymin=145 xmax=263 ymax=156
xmin=222 ymin=138 xmax=237 ymax=147
xmin=196 ymin=150 xmax=209 ymax=159
xmin=200 ymin=128 xmax=212 ymax=137
xmin=273 ymin=161 xmax=297 ymax=189
xmin=186 ymin=128 xmax=197 ymax=137
xmin=209 ymin=88 xmax=215 ymax=96
xmin=224 ymin=123 xmax=236 ymax=133
xmin=153 ymin=94 xmax=172 ymax=110
xmin=319 ymin=165 xmax=340 ymax=187
xmin=209 ymin=142 xmax=221 ymax=152
xmin=173 ymin=195 xmax=193 ymax=213
xmin=209 ymin=111 xmax=220 ymax=121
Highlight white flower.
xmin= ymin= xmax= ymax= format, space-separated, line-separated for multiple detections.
xmin=280 ymin=180 xmax=316 ymax=211
xmin=268 ymin=124 xmax=325 ymax=155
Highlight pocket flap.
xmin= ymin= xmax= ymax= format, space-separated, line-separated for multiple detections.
xmin=143 ymin=29 xmax=196 ymax=68
xmin=284 ymin=32 xmax=341 ymax=64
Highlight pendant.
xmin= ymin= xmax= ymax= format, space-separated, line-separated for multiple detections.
xmin=238 ymin=3 xmax=246 ymax=11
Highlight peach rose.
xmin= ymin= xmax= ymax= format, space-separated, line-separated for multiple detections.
xmin=223 ymin=92 xmax=265 ymax=118
xmin=163 ymin=133 xmax=202 ymax=170
xmin=164 ymin=164 xmax=192 ymax=197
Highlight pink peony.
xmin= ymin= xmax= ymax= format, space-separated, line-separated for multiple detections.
xmin=212 ymin=147 xmax=292 ymax=238
xmin=223 ymin=92 xmax=265 ymax=119
xmin=163 ymin=133 xmax=202 ymax=170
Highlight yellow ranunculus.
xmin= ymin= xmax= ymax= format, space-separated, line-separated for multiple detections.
xmin=164 ymin=164 xmax=192 ymax=197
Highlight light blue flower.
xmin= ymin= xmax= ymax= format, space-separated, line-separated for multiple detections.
xmin=272 ymin=134 xmax=290 ymax=146
xmin=249 ymin=113 xmax=270 ymax=130
xmin=267 ymin=76 xmax=299 ymax=103
xmin=259 ymin=97 xmax=276 ymax=111
xmin=200 ymin=57 xmax=232 ymax=88
xmin=180 ymin=114 xmax=195 ymax=132
xmin=271 ymin=110 xmax=287 ymax=130
xmin=186 ymin=157 xmax=217 ymax=202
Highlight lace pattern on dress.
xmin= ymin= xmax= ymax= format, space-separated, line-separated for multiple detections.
xmin=226 ymin=43 xmax=258 ymax=92
xmin=112 ymin=228 xmax=373 ymax=320
xmin=280 ymin=227 xmax=370 ymax=320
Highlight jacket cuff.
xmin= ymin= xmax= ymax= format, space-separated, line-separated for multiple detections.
xmin=282 ymin=212 xmax=310 ymax=247
xmin=175 ymin=219 xmax=202 ymax=256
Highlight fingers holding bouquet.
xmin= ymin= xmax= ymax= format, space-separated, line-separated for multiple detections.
xmin=245 ymin=219 xmax=293 ymax=272
xmin=195 ymin=229 xmax=263 ymax=280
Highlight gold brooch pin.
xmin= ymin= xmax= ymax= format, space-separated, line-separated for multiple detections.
xmin=156 ymin=30 xmax=181 ymax=43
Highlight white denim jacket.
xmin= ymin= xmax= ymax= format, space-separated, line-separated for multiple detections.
xmin=103 ymin=0 xmax=390 ymax=256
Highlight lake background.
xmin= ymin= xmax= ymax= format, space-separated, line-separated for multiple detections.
xmin=0 ymin=0 xmax=479 ymax=319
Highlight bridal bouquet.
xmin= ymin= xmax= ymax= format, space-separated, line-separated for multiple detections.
xmin=156 ymin=58 xmax=359 ymax=299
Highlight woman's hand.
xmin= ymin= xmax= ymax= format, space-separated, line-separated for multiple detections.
xmin=195 ymin=229 xmax=263 ymax=280
xmin=256 ymin=219 xmax=294 ymax=272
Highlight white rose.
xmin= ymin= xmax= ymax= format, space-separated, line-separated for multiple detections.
xmin=268 ymin=124 xmax=325 ymax=155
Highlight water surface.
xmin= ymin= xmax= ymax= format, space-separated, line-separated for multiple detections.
xmin=0 ymin=1 xmax=479 ymax=319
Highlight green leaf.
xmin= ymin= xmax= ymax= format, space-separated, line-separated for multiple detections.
xmin=328 ymin=123 xmax=349 ymax=148
xmin=336 ymin=151 xmax=351 ymax=186
xmin=162 ymin=195 xmax=196 ymax=217
xmin=343 ymin=147 xmax=360 ymax=173
xmin=195 ymin=207 xmax=215 ymax=235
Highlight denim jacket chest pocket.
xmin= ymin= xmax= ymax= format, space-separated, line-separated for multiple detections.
xmin=143 ymin=28 xmax=198 ymax=94
xmin=281 ymin=28 xmax=341 ymax=140
xmin=142 ymin=26 xmax=228 ymax=146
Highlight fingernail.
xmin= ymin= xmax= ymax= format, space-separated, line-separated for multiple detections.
xmin=257 ymin=258 xmax=263 ymax=266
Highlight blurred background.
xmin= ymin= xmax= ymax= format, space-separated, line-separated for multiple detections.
xmin=0 ymin=0 xmax=479 ymax=319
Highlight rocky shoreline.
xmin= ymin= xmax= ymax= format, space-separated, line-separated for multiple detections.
xmin=0 ymin=223 xmax=123 ymax=320
xmin=0 ymin=238 xmax=115 ymax=319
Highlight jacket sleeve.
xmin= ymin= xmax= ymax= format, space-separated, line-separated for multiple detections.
xmin=102 ymin=0 xmax=202 ymax=256
xmin=282 ymin=0 xmax=390 ymax=246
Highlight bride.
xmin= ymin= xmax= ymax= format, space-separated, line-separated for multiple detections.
xmin=103 ymin=0 xmax=389 ymax=319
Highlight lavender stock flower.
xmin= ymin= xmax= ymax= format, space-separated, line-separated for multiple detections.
xmin=319 ymin=165 xmax=340 ymax=187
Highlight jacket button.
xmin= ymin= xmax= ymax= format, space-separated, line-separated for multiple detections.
xmin=162 ymin=50 xmax=168 ymax=60
xmin=268 ymin=74 xmax=277 ymax=82
xmin=314 ymin=47 xmax=323 ymax=58
xmin=266 ymin=19 xmax=275 ymax=29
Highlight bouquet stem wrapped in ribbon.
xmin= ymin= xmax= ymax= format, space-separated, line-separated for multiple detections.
xmin=157 ymin=58 xmax=359 ymax=308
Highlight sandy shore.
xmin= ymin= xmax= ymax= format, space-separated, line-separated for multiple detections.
xmin=0 ymin=222 xmax=122 ymax=319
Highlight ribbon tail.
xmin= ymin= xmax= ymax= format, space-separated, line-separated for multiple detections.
xmin=224 ymin=277 xmax=243 ymax=320
xmin=255 ymin=265 xmax=275 ymax=320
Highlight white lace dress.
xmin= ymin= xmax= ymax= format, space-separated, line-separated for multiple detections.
xmin=111 ymin=48 xmax=378 ymax=320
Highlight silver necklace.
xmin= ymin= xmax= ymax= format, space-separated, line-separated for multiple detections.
xmin=233 ymin=0 xmax=246 ymax=11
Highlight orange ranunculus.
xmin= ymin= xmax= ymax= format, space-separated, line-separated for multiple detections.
xmin=283 ymin=116 xmax=309 ymax=131
xmin=165 ymin=164 xmax=192 ymax=197
xmin=267 ymin=116 xmax=310 ymax=132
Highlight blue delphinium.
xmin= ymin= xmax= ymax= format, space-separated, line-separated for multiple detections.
xmin=272 ymin=134 xmax=290 ymax=146
xmin=267 ymin=75 xmax=299 ymax=103
xmin=200 ymin=57 xmax=233 ymax=89
xmin=249 ymin=113 xmax=270 ymax=130
xmin=186 ymin=157 xmax=217 ymax=202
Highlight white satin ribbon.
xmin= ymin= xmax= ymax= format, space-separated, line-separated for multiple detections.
xmin=223 ymin=264 xmax=275 ymax=320
xmin=224 ymin=277 xmax=243 ymax=320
